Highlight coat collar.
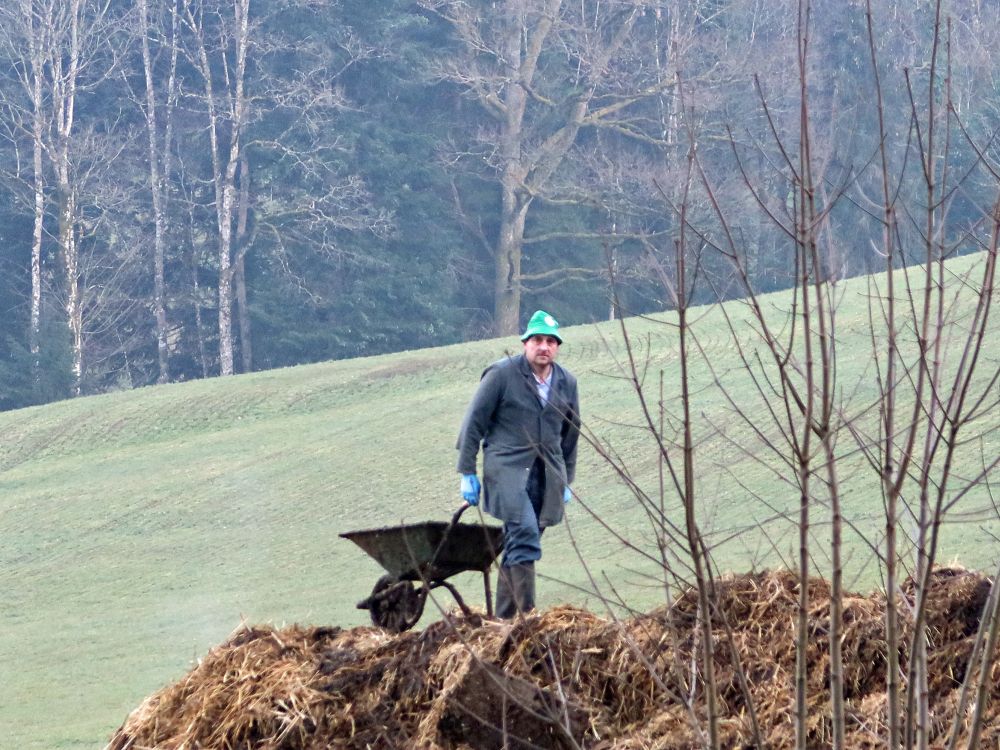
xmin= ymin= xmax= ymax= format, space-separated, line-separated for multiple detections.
xmin=516 ymin=354 xmax=562 ymax=407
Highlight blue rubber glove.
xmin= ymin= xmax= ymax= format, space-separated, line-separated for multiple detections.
xmin=460 ymin=474 xmax=481 ymax=506
xmin=563 ymin=486 xmax=572 ymax=504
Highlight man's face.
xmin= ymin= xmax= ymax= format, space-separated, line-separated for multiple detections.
xmin=523 ymin=334 xmax=560 ymax=370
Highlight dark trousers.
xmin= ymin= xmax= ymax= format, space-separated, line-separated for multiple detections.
xmin=500 ymin=457 xmax=546 ymax=567
xmin=496 ymin=458 xmax=545 ymax=617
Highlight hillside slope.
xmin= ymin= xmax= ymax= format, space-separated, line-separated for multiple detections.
xmin=2 ymin=252 xmax=998 ymax=748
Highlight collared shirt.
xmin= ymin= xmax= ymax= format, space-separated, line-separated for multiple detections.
xmin=534 ymin=369 xmax=553 ymax=405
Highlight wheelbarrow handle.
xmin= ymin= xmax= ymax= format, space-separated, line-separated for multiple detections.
xmin=427 ymin=502 xmax=473 ymax=571
xmin=450 ymin=501 xmax=471 ymax=526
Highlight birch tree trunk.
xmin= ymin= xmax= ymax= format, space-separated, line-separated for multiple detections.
xmin=219 ymin=0 xmax=249 ymax=377
xmin=27 ymin=5 xmax=44 ymax=370
xmin=138 ymin=0 xmax=179 ymax=383
xmin=184 ymin=199 xmax=210 ymax=379
xmin=183 ymin=0 xmax=250 ymax=376
xmin=235 ymin=153 xmax=252 ymax=373
xmin=50 ymin=0 xmax=84 ymax=393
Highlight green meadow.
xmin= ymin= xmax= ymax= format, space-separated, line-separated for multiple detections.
xmin=3 ymin=253 xmax=998 ymax=748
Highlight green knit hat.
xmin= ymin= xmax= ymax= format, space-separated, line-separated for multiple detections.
xmin=520 ymin=310 xmax=562 ymax=343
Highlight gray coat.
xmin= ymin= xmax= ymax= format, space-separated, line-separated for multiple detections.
xmin=456 ymin=354 xmax=581 ymax=528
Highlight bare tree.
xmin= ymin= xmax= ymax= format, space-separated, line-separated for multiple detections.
xmin=0 ymin=1 xmax=48 ymax=373
xmin=137 ymin=0 xmax=180 ymax=383
xmin=0 ymin=0 xmax=127 ymax=394
xmin=576 ymin=1 xmax=1000 ymax=748
xmin=422 ymin=0 xmax=684 ymax=334
xmin=179 ymin=0 xmax=249 ymax=376
xmin=691 ymin=1 xmax=999 ymax=747
xmin=176 ymin=0 xmax=389 ymax=376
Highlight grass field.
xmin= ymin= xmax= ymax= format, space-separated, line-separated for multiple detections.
xmin=2 ymin=253 xmax=998 ymax=748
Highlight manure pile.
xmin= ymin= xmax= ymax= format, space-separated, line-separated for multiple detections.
xmin=107 ymin=568 xmax=1000 ymax=749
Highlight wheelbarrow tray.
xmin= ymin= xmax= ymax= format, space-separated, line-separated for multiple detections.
xmin=340 ymin=520 xmax=504 ymax=582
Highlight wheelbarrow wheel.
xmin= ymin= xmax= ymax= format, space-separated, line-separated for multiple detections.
xmin=365 ymin=575 xmax=427 ymax=632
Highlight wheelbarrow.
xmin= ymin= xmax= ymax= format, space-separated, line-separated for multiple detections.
xmin=340 ymin=503 xmax=504 ymax=632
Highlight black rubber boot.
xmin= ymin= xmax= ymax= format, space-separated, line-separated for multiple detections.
xmin=495 ymin=563 xmax=536 ymax=619
xmin=511 ymin=561 xmax=536 ymax=615
xmin=495 ymin=566 xmax=516 ymax=619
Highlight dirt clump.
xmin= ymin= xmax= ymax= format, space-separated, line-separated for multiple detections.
xmin=106 ymin=568 xmax=1000 ymax=749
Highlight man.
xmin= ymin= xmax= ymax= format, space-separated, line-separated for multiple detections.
xmin=455 ymin=310 xmax=581 ymax=618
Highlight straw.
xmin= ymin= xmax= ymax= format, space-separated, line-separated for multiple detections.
xmin=106 ymin=567 xmax=1000 ymax=749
